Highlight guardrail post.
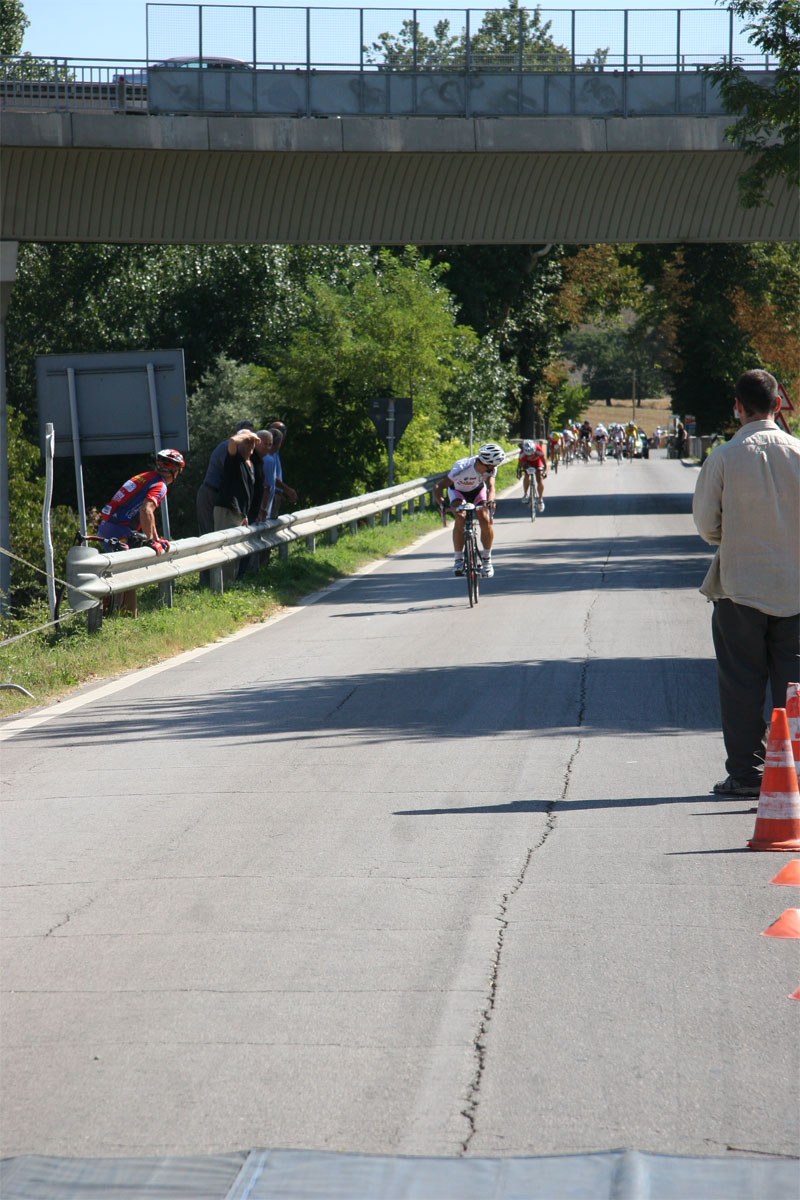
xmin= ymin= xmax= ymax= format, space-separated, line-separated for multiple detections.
xmin=349 ymin=520 xmax=358 ymax=535
xmin=328 ymin=526 xmax=339 ymax=545
xmin=279 ymin=543 xmax=289 ymax=561
xmin=306 ymin=534 xmax=316 ymax=552
xmin=407 ymin=499 xmax=414 ymax=515
xmin=381 ymin=508 xmax=390 ymax=526
xmin=158 ymin=581 xmax=173 ymax=608
xmin=367 ymin=514 xmax=375 ymax=528
xmin=394 ymin=504 xmax=403 ymax=522
xmin=210 ymin=565 xmax=224 ymax=593
xmin=86 ymin=604 xmax=102 ymax=633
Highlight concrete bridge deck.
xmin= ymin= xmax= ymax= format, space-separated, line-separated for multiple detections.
xmin=1 ymin=111 xmax=797 ymax=244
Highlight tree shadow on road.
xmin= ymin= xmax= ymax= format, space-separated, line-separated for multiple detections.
xmin=19 ymin=654 xmax=720 ymax=749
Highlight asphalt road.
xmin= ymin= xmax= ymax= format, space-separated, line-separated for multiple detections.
xmin=1 ymin=451 xmax=798 ymax=1162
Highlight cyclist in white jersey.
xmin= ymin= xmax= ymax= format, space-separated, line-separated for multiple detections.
xmin=433 ymin=443 xmax=503 ymax=578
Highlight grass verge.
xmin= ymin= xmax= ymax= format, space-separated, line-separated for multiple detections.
xmin=0 ymin=510 xmax=445 ymax=718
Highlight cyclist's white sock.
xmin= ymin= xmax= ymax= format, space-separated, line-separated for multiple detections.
xmin=454 ymin=552 xmax=464 ymax=563
xmin=481 ymin=550 xmax=491 ymax=561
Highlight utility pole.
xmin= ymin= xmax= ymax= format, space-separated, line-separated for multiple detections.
xmin=0 ymin=242 xmax=19 ymax=615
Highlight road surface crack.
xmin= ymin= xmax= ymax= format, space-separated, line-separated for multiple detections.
xmin=459 ymin=556 xmax=611 ymax=1153
xmin=459 ymin=841 xmax=536 ymax=1155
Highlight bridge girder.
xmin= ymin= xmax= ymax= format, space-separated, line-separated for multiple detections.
xmin=1 ymin=113 xmax=797 ymax=244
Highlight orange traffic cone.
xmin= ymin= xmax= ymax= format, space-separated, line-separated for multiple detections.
xmin=748 ymin=709 xmax=800 ymax=851
xmin=786 ymin=683 xmax=800 ymax=786
xmin=790 ymin=986 xmax=800 ymax=1001
xmin=761 ymin=908 xmax=800 ymax=938
xmin=770 ymin=859 xmax=800 ymax=887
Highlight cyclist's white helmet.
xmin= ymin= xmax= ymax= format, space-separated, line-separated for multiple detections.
xmin=521 ymin=439 xmax=535 ymax=453
xmin=477 ymin=442 xmax=505 ymax=466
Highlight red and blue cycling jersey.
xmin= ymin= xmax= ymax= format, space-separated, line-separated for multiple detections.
xmin=99 ymin=471 xmax=166 ymax=530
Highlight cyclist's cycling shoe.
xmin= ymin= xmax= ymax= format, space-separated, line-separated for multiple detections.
xmin=521 ymin=495 xmax=529 ymax=505
xmin=480 ymin=559 xmax=494 ymax=578
xmin=536 ymin=499 xmax=545 ymax=513
xmin=711 ymin=775 xmax=761 ymax=798
xmin=453 ymin=562 xmax=465 ymax=576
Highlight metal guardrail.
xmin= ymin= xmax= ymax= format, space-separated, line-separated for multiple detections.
xmin=65 ymin=470 xmax=448 ymax=619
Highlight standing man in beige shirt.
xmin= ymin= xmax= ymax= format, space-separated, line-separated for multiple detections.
xmin=693 ymin=369 xmax=800 ymax=798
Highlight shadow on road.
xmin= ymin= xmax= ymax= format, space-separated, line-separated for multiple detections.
xmin=517 ymin=490 xmax=694 ymax=518
xmin=22 ymin=655 xmax=720 ymax=749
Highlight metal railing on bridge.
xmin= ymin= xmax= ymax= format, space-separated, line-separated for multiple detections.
xmin=0 ymin=7 xmax=773 ymax=116
xmin=143 ymin=5 xmax=767 ymax=73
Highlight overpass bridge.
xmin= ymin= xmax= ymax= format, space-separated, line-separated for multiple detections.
xmin=2 ymin=3 xmax=797 ymax=245
xmin=1 ymin=105 xmax=796 ymax=245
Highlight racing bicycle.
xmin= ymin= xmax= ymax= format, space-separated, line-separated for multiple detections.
xmin=459 ymin=502 xmax=483 ymax=607
xmin=523 ymin=467 xmax=543 ymax=522
xmin=440 ymin=501 xmax=489 ymax=608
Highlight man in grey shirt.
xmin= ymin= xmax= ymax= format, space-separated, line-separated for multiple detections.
xmin=693 ymin=369 xmax=800 ymax=798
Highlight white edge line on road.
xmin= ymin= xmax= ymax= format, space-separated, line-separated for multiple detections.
xmin=0 ymin=525 xmax=448 ymax=742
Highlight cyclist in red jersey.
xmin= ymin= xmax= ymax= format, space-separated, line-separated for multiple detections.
xmin=517 ymin=439 xmax=548 ymax=512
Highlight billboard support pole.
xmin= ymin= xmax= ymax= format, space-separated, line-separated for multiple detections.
xmin=146 ymin=361 xmax=170 ymax=539
xmin=387 ymin=399 xmax=395 ymax=488
xmin=66 ymin=367 xmax=88 ymax=538
xmin=0 ymin=241 xmax=18 ymax=614
xmin=147 ymin=361 xmax=173 ymax=608
xmin=43 ymin=423 xmax=57 ymax=621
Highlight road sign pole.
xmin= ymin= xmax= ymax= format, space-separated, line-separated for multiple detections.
xmin=66 ymin=367 xmax=88 ymax=538
xmin=147 ymin=361 xmax=170 ymax=540
xmin=0 ymin=241 xmax=18 ymax=614
xmin=387 ymin=399 xmax=395 ymax=487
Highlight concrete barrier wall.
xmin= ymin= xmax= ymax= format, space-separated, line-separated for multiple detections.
xmin=145 ymin=66 xmax=738 ymax=118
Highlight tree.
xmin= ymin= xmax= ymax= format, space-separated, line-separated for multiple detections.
xmin=705 ymin=1 xmax=800 ymax=207
xmin=633 ymin=241 xmax=800 ymax=431
xmin=368 ymin=1 xmax=570 ymax=72
xmin=562 ymin=327 xmax=666 ymax=404
xmin=422 ymin=245 xmax=570 ymax=438
xmin=0 ymin=0 xmax=28 ymax=55
xmin=270 ymin=249 xmax=481 ymax=502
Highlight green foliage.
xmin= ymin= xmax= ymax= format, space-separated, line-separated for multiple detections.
xmin=368 ymin=1 xmax=571 ymax=71
xmin=4 ymin=404 xmax=74 ymax=613
xmin=546 ymin=383 xmax=591 ymax=430
xmin=633 ymin=242 xmax=800 ymax=433
xmin=705 ymin=0 xmax=800 ymax=207
xmin=269 ymin=249 xmax=484 ymax=503
xmin=0 ymin=0 xmax=28 ymax=55
xmin=426 ymin=245 xmax=570 ymax=437
xmin=562 ymin=327 xmax=667 ymax=402
xmin=5 ymin=243 xmax=298 ymax=434
xmin=443 ymin=331 xmax=521 ymax=444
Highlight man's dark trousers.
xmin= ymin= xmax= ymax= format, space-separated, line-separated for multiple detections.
xmin=712 ymin=598 xmax=800 ymax=784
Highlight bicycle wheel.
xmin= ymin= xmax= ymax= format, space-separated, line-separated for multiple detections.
xmin=529 ymin=487 xmax=536 ymax=522
xmin=464 ymin=532 xmax=479 ymax=607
